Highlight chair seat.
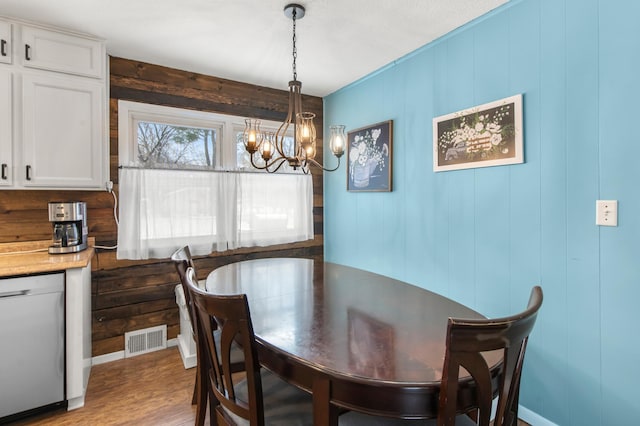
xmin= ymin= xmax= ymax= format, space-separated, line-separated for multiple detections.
xmin=221 ymin=368 xmax=314 ymax=426
xmin=339 ymin=411 xmax=476 ymax=426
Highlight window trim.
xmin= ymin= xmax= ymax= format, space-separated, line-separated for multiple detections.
xmin=118 ymin=100 xmax=292 ymax=171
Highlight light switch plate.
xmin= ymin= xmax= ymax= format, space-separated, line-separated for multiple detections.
xmin=596 ymin=200 xmax=618 ymax=226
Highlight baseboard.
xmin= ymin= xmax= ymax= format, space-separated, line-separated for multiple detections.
xmin=176 ymin=334 xmax=197 ymax=369
xmin=519 ymin=405 xmax=558 ymax=426
xmin=91 ymin=338 xmax=178 ymax=366
xmin=67 ymin=395 xmax=85 ymax=411
xmin=92 ymin=350 xmax=124 ymax=366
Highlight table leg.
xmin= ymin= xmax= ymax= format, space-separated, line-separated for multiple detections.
xmin=313 ymin=377 xmax=339 ymax=426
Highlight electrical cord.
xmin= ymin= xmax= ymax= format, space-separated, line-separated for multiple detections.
xmin=93 ymin=188 xmax=119 ymax=250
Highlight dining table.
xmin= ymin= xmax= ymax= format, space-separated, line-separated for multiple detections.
xmin=205 ymin=257 xmax=502 ymax=425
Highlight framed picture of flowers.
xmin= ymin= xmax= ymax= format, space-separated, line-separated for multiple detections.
xmin=433 ymin=94 xmax=523 ymax=172
xmin=347 ymin=120 xmax=393 ymax=192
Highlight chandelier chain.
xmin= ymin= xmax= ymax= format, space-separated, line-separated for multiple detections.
xmin=242 ymin=4 xmax=344 ymax=173
xmin=292 ymin=7 xmax=297 ymax=81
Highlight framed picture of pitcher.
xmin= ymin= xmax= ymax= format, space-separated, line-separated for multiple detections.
xmin=347 ymin=120 xmax=393 ymax=192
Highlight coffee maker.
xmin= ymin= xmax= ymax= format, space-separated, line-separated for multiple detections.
xmin=48 ymin=201 xmax=88 ymax=254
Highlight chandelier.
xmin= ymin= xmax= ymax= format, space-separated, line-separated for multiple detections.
xmin=243 ymin=3 xmax=346 ymax=173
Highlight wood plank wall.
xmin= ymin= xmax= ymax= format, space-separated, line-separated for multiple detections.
xmin=0 ymin=56 xmax=324 ymax=356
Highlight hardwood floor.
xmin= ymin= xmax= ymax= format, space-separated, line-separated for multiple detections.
xmin=8 ymin=347 xmax=530 ymax=426
xmin=10 ymin=347 xmax=205 ymax=426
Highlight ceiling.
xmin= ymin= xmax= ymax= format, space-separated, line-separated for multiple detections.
xmin=0 ymin=0 xmax=508 ymax=97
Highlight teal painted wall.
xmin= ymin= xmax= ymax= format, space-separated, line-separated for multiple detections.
xmin=323 ymin=0 xmax=640 ymax=425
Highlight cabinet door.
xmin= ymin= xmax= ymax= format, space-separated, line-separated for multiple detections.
xmin=0 ymin=20 xmax=11 ymax=65
xmin=22 ymin=72 xmax=105 ymax=188
xmin=0 ymin=69 xmax=12 ymax=186
xmin=21 ymin=25 xmax=104 ymax=78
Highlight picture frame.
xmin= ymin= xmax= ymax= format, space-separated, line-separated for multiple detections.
xmin=347 ymin=120 xmax=393 ymax=192
xmin=433 ymin=94 xmax=523 ymax=172
xmin=348 ymin=309 xmax=395 ymax=378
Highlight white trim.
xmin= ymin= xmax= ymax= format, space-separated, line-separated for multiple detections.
xmin=117 ymin=100 xmax=232 ymax=168
xmin=177 ymin=334 xmax=197 ymax=369
xmin=67 ymin=395 xmax=86 ymax=411
xmin=519 ymin=405 xmax=558 ymax=426
xmin=91 ymin=338 xmax=178 ymax=366
xmin=92 ymin=350 xmax=124 ymax=365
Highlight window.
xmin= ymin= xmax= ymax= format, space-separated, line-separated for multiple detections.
xmin=119 ymin=101 xmax=297 ymax=172
xmin=116 ymin=101 xmax=313 ymax=260
xmin=137 ymin=121 xmax=219 ymax=169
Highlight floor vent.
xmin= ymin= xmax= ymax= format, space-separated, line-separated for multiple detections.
xmin=124 ymin=325 xmax=167 ymax=358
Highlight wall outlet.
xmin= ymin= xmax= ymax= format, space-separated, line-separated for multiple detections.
xmin=105 ymin=181 xmax=113 ymax=193
xmin=596 ymin=200 xmax=618 ymax=226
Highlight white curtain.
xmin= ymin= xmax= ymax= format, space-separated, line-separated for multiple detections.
xmin=117 ymin=168 xmax=313 ymax=260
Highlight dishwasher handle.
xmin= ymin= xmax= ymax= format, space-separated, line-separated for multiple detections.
xmin=0 ymin=289 xmax=31 ymax=298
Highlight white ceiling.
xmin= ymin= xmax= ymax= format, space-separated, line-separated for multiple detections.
xmin=0 ymin=0 xmax=508 ymax=97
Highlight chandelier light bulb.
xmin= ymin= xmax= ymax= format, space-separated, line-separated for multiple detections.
xmin=243 ymin=119 xmax=261 ymax=153
xmin=262 ymin=141 xmax=272 ymax=160
xmin=329 ymin=125 xmax=346 ymax=158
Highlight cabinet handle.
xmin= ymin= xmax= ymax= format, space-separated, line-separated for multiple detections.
xmin=1 ymin=163 xmax=7 ymax=180
xmin=26 ymin=165 xmax=32 ymax=180
xmin=25 ymin=44 xmax=31 ymax=61
xmin=0 ymin=290 xmax=30 ymax=299
xmin=0 ymin=40 xmax=6 ymax=57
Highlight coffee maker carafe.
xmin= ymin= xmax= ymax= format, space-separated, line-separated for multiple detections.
xmin=48 ymin=202 xmax=88 ymax=254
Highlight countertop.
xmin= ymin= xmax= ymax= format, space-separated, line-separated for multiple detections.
xmin=0 ymin=239 xmax=95 ymax=278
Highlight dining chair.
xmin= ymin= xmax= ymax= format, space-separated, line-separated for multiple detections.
xmin=185 ymin=266 xmax=314 ymax=425
xmin=171 ymin=246 xmax=200 ymax=401
xmin=171 ymin=246 xmax=244 ymax=424
xmin=339 ymin=286 xmax=543 ymax=426
xmin=172 ymin=245 xmax=212 ymax=425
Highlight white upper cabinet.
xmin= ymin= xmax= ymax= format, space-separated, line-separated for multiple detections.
xmin=21 ymin=24 xmax=104 ymax=79
xmin=0 ymin=17 xmax=108 ymax=191
xmin=0 ymin=20 xmax=11 ymax=65
xmin=0 ymin=69 xmax=12 ymax=186
xmin=21 ymin=72 xmax=104 ymax=188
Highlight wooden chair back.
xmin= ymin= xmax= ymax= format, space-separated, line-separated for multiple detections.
xmin=438 ymin=286 xmax=543 ymax=426
xmin=171 ymin=245 xmax=211 ymax=424
xmin=184 ymin=266 xmax=266 ymax=425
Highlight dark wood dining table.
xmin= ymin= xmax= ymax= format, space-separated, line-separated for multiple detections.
xmin=205 ymin=257 xmax=501 ymax=425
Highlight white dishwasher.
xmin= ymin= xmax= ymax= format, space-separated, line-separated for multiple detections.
xmin=0 ymin=272 xmax=65 ymax=420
